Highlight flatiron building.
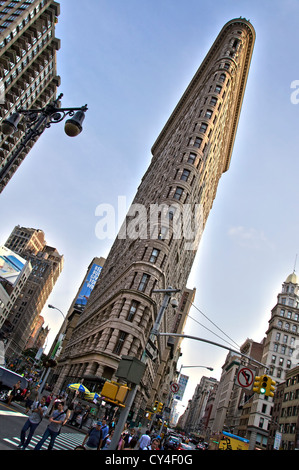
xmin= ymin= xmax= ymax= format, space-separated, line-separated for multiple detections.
xmin=54 ymin=18 xmax=255 ymax=419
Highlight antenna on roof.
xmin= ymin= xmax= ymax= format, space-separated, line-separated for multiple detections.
xmin=293 ymin=254 xmax=297 ymax=273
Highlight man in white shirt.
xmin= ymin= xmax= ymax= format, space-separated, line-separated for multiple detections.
xmin=138 ymin=430 xmax=151 ymax=449
xmin=19 ymin=396 xmax=48 ymax=449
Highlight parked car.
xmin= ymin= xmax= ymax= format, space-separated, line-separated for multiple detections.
xmin=0 ymin=366 xmax=28 ymax=402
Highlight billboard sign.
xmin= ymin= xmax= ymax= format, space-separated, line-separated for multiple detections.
xmin=0 ymin=246 xmax=27 ymax=286
xmin=173 ymin=374 xmax=189 ymax=401
xmin=74 ymin=263 xmax=102 ymax=309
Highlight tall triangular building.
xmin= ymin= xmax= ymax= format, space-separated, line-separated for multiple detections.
xmin=54 ymin=18 xmax=255 ymax=420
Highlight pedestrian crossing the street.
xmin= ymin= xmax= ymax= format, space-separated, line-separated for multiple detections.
xmin=3 ymin=431 xmax=85 ymax=450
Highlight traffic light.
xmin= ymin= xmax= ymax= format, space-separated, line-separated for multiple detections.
xmin=115 ymin=385 xmax=129 ymax=403
xmin=101 ymin=382 xmax=119 ymax=400
xmin=101 ymin=382 xmax=130 ymax=404
xmin=265 ymin=378 xmax=276 ymax=397
xmin=157 ymin=402 xmax=163 ymax=413
xmin=253 ymin=375 xmax=262 ymax=393
xmin=260 ymin=375 xmax=268 ymax=395
xmin=153 ymin=400 xmax=159 ymax=411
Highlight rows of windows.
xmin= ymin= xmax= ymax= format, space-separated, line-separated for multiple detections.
xmin=276 ymin=319 xmax=298 ymax=333
xmin=279 ymin=296 xmax=298 ymax=308
xmin=124 ymin=70 xmax=233 ymax=294
xmin=270 ymin=355 xmax=293 ymax=368
xmin=286 ymin=373 xmax=299 ymax=387
xmin=279 ymin=308 xmax=299 ymax=321
xmin=0 ymin=0 xmax=47 ymax=35
xmin=3 ymin=30 xmax=54 ymax=86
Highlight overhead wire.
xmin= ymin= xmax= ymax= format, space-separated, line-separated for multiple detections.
xmin=187 ymin=313 xmax=241 ymax=351
xmin=183 ymin=298 xmax=242 ymax=351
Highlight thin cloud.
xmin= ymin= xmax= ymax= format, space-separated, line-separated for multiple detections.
xmin=228 ymin=226 xmax=274 ymax=250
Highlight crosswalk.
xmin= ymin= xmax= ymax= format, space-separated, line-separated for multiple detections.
xmin=3 ymin=431 xmax=85 ymax=450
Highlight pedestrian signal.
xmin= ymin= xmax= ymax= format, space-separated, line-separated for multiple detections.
xmin=101 ymin=381 xmax=130 ymax=406
xmin=115 ymin=385 xmax=129 ymax=403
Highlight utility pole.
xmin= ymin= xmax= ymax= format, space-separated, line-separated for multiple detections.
xmin=107 ymin=287 xmax=180 ymax=450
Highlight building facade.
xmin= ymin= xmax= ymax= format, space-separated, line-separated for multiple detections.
xmin=0 ymin=0 xmax=60 ymax=192
xmin=246 ymin=272 xmax=299 ymax=449
xmin=25 ymin=315 xmax=49 ymax=350
xmin=47 ymin=256 xmax=106 ymax=383
xmin=1 ymin=225 xmax=63 ymax=358
xmin=278 ymin=366 xmax=299 ymax=450
xmin=53 ymin=18 xmax=255 ymax=419
xmin=0 ymin=244 xmax=32 ymax=328
xmin=184 ymin=376 xmax=218 ymax=434
xmin=203 ymin=273 xmax=299 ymax=449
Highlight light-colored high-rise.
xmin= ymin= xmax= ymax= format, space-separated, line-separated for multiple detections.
xmin=1 ymin=225 xmax=63 ymax=358
xmin=246 ymin=272 xmax=299 ymax=449
xmin=0 ymin=0 xmax=60 ymax=192
xmin=54 ymin=18 xmax=255 ymax=420
xmin=209 ymin=273 xmax=299 ymax=449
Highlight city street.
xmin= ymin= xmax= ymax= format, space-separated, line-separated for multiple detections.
xmin=0 ymin=401 xmax=86 ymax=451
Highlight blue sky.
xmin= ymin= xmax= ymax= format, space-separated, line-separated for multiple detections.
xmin=1 ymin=0 xmax=299 ymax=410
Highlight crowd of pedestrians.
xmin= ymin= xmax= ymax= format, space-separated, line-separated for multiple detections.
xmin=8 ymin=377 xmax=166 ymax=451
xmin=75 ymin=426 xmax=164 ymax=451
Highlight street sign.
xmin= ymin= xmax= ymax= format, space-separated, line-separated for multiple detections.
xmin=145 ymin=338 xmax=158 ymax=360
xmin=170 ymin=382 xmax=179 ymax=393
xmin=236 ymin=366 xmax=255 ymax=390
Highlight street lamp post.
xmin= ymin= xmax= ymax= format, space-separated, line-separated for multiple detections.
xmin=47 ymin=304 xmax=66 ymax=360
xmin=178 ymin=364 xmax=214 ymax=375
xmin=0 ymin=93 xmax=88 ymax=186
xmin=164 ymin=365 xmax=213 ymax=431
xmin=39 ymin=304 xmax=66 ymax=392
xmin=48 ymin=304 xmax=65 ymax=320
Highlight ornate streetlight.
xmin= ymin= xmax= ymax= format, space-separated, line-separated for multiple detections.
xmin=0 ymin=93 xmax=88 ymax=185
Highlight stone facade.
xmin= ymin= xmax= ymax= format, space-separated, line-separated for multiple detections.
xmin=54 ymin=18 xmax=255 ymax=419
